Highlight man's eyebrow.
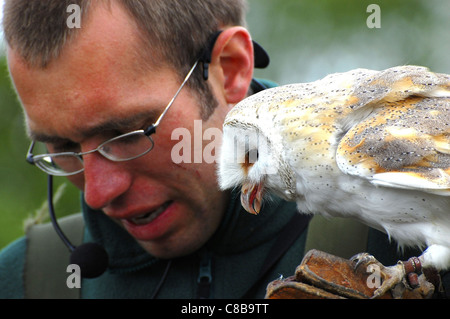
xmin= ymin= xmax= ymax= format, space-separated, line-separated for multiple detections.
xmin=28 ymin=110 xmax=160 ymax=143
xmin=28 ymin=131 xmax=70 ymax=144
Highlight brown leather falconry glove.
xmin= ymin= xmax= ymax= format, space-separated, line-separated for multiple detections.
xmin=266 ymin=250 xmax=440 ymax=299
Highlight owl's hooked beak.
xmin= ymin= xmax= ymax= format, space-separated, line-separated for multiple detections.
xmin=240 ymin=181 xmax=264 ymax=215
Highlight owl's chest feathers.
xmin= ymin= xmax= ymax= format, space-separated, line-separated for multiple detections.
xmin=288 ymin=160 xmax=445 ymax=240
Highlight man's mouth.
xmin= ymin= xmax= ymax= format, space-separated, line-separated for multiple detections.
xmin=127 ymin=201 xmax=172 ymax=225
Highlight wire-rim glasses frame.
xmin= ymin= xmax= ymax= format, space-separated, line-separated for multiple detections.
xmin=26 ymin=60 xmax=199 ymax=177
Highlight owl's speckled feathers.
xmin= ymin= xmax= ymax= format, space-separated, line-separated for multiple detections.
xmin=218 ymin=65 xmax=450 ymax=296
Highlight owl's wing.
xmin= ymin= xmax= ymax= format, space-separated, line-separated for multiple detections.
xmin=335 ymin=66 xmax=450 ymax=195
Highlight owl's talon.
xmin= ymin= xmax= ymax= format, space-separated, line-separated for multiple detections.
xmin=371 ymin=263 xmax=406 ymax=298
xmin=350 ymin=253 xmax=406 ymax=298
xmin=350 ymin=252 xmax=378 ymax=271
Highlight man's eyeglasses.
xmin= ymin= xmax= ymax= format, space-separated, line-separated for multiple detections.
xmin=26 ymin=60 xmax=199 ymax=176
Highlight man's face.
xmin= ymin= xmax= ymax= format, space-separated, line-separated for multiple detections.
xmin=7 ymin=3 xmax=232 ymax=258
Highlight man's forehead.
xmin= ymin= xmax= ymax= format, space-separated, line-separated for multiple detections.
xmin=28 ymin=108 xmax=161 ymax=143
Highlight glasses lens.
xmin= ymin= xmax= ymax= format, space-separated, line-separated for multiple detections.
xmin=98 ymin=131 xmax=154 ymax=161
xmin=34 ymin=154 xmax=84 ymax=176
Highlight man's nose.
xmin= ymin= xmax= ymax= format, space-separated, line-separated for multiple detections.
xmin=82 ymin=149 xmax=132 ymax=210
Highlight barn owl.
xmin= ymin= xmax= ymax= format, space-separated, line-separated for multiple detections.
xmin=218 ymin=65 xmax=450 ymax=297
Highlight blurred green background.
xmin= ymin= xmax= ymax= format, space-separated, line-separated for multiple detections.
xmin=0 ymin=0 xmax=449 ymax=249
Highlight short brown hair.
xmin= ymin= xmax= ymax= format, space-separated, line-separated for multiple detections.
xmin=3 ymin=0 xmax=248 ymax=118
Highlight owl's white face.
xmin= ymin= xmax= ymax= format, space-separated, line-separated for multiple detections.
xmin=218 ymin=125 xmax=282 ymax=214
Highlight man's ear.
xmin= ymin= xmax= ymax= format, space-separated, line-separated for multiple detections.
xmin=210 ymin=27 xmax=254 ymax=104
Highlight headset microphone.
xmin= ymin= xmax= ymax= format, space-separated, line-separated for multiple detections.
xmin=47 ymin=175 xmax=109 ymax=279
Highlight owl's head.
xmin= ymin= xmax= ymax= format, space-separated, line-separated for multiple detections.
xmin=218 ymin=108 xmax=296 ymax=215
